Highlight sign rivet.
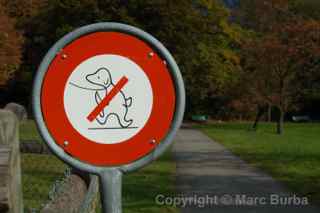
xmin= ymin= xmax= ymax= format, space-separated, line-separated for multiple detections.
xmin=148 ymin=52 xmax=154 ymax=58
xmin=61 ymin=53 xmax=68 ymax=59
xmin=63 ymin=141 xmax=69 ymax=146
xmin=150 ymin=139 xmax=156 ymax=144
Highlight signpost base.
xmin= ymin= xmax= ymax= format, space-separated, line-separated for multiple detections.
xmin=99 ymin=169 xmax=122 ymax=213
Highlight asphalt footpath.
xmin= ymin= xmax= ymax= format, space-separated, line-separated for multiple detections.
xmin=172 ymin=129 xmax=319 ymax=213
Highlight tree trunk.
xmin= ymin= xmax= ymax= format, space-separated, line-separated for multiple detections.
xmin=252 ymin=105 xmax=265 ymax=131
xmin=267 ymin=103 xmax=272 ymax=122
xmin=276 ymin=108 xmax=284 ymax=135
xmin=277 ymin=77 xmax=285 ymax=135
xmin=252 ymin=114 xmax=260 ymax=130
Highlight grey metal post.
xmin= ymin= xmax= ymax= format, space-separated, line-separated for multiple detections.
xmin=99 ymin=169 xmax=122 ymax=213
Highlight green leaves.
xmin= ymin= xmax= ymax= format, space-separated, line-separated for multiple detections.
xmin=4 ymin=0 xmax=246 ymax=114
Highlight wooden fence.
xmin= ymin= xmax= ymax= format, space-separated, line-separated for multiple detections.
xmin=0 ymin=110 xmax=99 ymax=213
xmin=0 ymin=110 xmax=23 ymax=213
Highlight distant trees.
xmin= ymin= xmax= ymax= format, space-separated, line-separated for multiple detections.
xmin=239 ymin=0 xmax=320 ymax=134
xmin=0 ymin=3 xmax=23 ymax=86
xmin=235 ymin=0 xmax=290 ymax=32
xmin=1 ymin=0 xmax=319 ymax=128
xmin=20 ymin=0 xmax=244 ymax=115
xmin=291 ymin=0 xmax=320 ymax=20
xmin=243 ymin=23 xmax=320 ymax=134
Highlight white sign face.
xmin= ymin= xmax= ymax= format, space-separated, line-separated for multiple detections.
xmin=64 ymin=54 xmax=153 ymax=144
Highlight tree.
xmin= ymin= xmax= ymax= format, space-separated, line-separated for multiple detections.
xmin=22 ymin=0 xmax=245 ymax=116
xmin=0 ymin=4 xmax=23 ymax=86
xmin=234 ymin=0 xmax=320 ymax=133
xmin=235 ymin=0 xmax=291 ymax=32
xmin=0 ymin=0 xmax=44 ymax=19
xmin=242 ymin=19 xmax=320 ymax=134
xmin=290 ymin=0 xmax=320 ymax=20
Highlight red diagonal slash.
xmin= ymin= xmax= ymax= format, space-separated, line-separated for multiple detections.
xmin=87 ymin=76 xmax=128 ymax=122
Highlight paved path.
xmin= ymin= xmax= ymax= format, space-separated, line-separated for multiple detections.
xmin=172 ymin=129 xmax=319 ymax=213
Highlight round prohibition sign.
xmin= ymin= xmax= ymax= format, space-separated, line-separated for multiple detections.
xmin=33 ymin=23 xmax=185 ymax=171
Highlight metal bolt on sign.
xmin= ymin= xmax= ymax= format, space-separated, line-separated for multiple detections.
xmin=148 ymin=52 xmax=154 ymax=58
xmin=61 ymin=53 xmax=68 ymax=59
xmin=32 ymin=22 xmax=185 ymax=213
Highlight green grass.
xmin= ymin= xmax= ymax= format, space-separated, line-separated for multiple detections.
xmin=21 ymin=154 xmax=67 ymax=210
xmin=20 ymin=120 xmax=43 ymax=142
xmin=20 ymin=120 xmax=178 ymax=212
xmin=21 ymin=120 xmax=67 ymax=211
xmin=122 ymin=151 xmax=178 ymax=213
xmin=198 ymin=122 xmax=320 ymax=204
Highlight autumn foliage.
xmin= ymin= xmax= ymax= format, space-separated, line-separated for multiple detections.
xmin=241 ymin=18 xmax=320 ymax=133
xmin=0 ymin=0 xmax=319 ymax=132
xmin=0 ymin=4 xmax=23 ymax=86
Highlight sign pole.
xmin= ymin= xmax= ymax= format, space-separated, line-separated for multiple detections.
xmin=99 ymin=169 xmax=123 ymax=213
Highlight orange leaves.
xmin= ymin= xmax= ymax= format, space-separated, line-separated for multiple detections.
xmin=241 ymin=17 xmax=320 ymax=111
xmin=0 ymin=4 xmax=23 ymax=86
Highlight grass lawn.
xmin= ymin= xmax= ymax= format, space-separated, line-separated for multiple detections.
xmin=122 ymin=151 xmax=177 ymax=213
xmin=20 ymin=120 xmax=178 ymax=213
xmin=21 ymin=154 xmax=67 ymax=211
xmin=20 ymin=120 xmax=44 ymax=142
xmin=198 ymin=122 xmax=320 ymax=204
xmin=21 ymin=121 xmax=68 ymax=211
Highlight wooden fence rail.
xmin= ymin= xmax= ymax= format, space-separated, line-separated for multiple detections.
xmin=0 ymin=110 xmax=23 ymax=213
xmin=0 ymin=109 xmax=99 ymax=213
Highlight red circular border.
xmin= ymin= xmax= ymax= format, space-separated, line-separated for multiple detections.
xmin=41 ymin=32 xmax=175 ymax=166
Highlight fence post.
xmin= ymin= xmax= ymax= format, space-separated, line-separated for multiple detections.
xmin=0 ymin=110 xmax=23 ymax=213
